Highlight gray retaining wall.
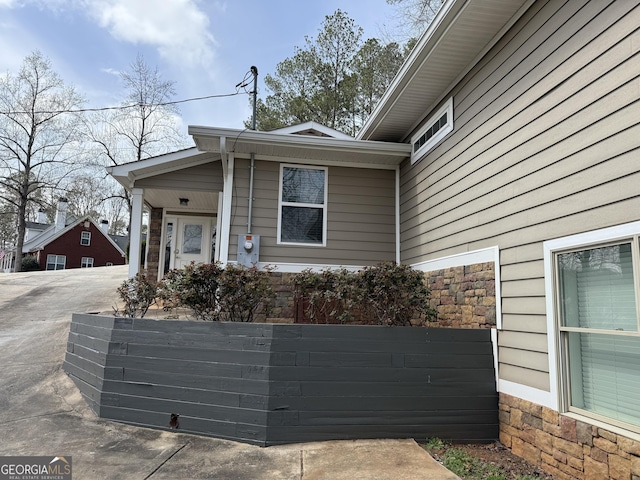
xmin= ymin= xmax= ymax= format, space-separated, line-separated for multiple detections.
xmin=64 ymin=313 xmax=498 ymax=446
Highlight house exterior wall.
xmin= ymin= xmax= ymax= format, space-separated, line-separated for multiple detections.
xmin=38 ymin=222 xmax=125 ymax=269
xmin=399 ymin=1 xmax=640 ymax=476
xmin=134 ymin=157 xmax=224 ymax=191
xmin=401 ymin=0 xmax=640 ymax=392
xmin=229 ymin=158 xmax=396 ymax=266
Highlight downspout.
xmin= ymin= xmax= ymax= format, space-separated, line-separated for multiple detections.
xmin=247 ymin=66 xmax=258 ymax=234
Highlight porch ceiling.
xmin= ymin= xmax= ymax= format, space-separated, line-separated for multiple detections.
xmin=143 ymin=188 xmax=218 ymax=212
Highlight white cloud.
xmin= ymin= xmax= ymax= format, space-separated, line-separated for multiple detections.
xmin=81 ymin=0 xmax=218 ymax=68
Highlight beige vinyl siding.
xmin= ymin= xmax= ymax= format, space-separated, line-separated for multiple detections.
xmin=399 ymin=0 xmax=640 ymax=390
xmin=229 ymin=158 xmax=396 ymax=265
xmin=135 ymin=159 xmax=224 ymax=191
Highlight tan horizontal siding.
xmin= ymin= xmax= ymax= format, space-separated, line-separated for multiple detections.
xmin=230 ymin=159 xmax=395 ymax=265
xmin=501 ymin=314 xmax=548 ymax=334
xmin=136 ymin=160 xmax=223 ymax=191
xmin=400 ymin=1 xmax=640 ymax=391
xmin=501 ymin=278 xmax=545 ymax=298
xmin=499 ymin=347 xmax=549 ymax=372
xmin=498 ymin=331 xmax=548 ymax=354
xmin=500 ymin=364 xmax=549 ymax=391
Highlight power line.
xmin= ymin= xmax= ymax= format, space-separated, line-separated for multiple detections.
xmin=0 ymin=90 xmax=248 ymax=116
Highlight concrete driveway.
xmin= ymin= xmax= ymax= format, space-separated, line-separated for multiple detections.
xmin=0 ymin=266 xmax=458 ymax=479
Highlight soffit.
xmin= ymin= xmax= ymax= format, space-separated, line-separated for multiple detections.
xmin=143 ymin=189 xmax=218 ymax=211
xmin=358 ymin=0 xmax=533 ymax=142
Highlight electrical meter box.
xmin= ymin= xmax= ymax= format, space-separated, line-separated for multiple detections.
xmin=237 ymin=234 xmax=260 ymax=267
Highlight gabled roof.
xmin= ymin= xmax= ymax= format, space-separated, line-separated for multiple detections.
xmin=270 ymin=121 xmax=353 ymax=139
xmin=23 ymin=216 xmax=126 ymax=256
xmin=358 ymin=0 xmax=533 ymax=142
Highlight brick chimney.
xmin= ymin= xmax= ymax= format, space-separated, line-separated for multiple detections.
xmin=55 ymin=198 xmax=68 ymax=232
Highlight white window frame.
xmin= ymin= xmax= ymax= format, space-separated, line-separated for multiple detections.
xmin=410 ymin=97 xmax=454 ymax=164
xmin=544 ymin=220 xmax=640 ymax=435
xmin=277 ymin=164 xmax=328 ymax=247
xmin=46 ymin=254 xmax=66 ymax=271
xmin=81 ymin=257 xmax=94 ymax=268
xmin=80 ymin=231 xmax=91 ymax=246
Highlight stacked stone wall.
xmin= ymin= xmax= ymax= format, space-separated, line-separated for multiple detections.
xmin=424 ymin=262 xmax=496 ymax=328
xmin=144 ymin=208 xmax=163 ymax=280
xmin=500 ymin=393 xmax=640 ymax=480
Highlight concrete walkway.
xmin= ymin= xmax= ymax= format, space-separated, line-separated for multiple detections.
xmin=0 ymin=266 xmax=458 ymax=479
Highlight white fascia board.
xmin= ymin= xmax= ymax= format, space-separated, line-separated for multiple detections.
xmin=189 ymin=126 xmax=411 ymax=159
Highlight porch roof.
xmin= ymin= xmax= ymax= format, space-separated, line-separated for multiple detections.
xmin=188 ymin=126 xmax=411 ymax=170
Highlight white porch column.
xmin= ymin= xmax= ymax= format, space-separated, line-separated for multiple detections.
xmin=219 ymin=153 xmax=234 ymax=266
xmin=128 ymin=188 xmax=144 ymax=278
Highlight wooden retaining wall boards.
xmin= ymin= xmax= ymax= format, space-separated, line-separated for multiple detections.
xmin=63 ymin=313 xmax=498 ymax=446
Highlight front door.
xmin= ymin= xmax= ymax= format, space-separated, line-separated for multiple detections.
xmin=164 ymin=216 xmax=215 ymax=273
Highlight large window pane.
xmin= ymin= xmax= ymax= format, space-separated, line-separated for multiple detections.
xmin=282 ymin=167 xmax=325 ymax=204
xmin=567 ymin=332 xmax=640 ymax=428
xmin=281 ymin=206 xmax=323 ymax=244
xmin=558 ymin=244 xmax=637 ymax=331
xmin=182 ymin=224 xmax=202 ymax=254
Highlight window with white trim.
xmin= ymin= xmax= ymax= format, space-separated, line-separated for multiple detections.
xmin=81 ymin=257 xmax=94 ymax=268
xmin=555 ymin=237 xmax=640 ymax=431
xmin=411 ymin=97 xmax=454 ymax=164
xmin=278 ymin=165 xmax=327 ymax=246
xmin=81 ymin=231 xmax=91 ymax=246
xmin=46 ymin=254 xmax=66 ymax=271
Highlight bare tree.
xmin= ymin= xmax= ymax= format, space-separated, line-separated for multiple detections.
xmin=84 ymin=54 xmax=191 ymax=225
xmin=0 ymin=51 xmax=85 ymax=271
xmin=386 ymin=0 xmax=445 ymax=39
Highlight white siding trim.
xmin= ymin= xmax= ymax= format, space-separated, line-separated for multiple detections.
xmin=247 ymin=262 xmax=365 ymax=273
xmin=542 ymin=221 xmax=640 ymax=415
xmin=491 ymin=328 xmax=499 ymax=387
xmin=499 ymin=379 xmax=556 ymax=410
xmin=411 ymin=246 xmax=503 ymax=329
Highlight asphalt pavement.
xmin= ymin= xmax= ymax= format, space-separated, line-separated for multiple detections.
xmin=0 ymin=266 xmax=458 ymax=479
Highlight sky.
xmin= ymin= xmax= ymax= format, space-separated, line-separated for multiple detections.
xmin=0 ymin=0 xmax=403 ymax=136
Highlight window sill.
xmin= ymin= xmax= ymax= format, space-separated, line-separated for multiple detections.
xmin=563 ymin=411 xmax=640 ymax=442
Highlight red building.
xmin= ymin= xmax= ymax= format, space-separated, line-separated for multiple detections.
xmin=23 ymin=200 xmax=125 ymax=270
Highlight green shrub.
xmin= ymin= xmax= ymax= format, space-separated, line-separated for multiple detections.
xmin=360 ymin=262 xmax=437 ymax=326
xmin=114 ymin=273 xmax=157 ymax=318
xmin=21 ymin=256 xmax=40 ymax=271
xmin=291 ymin=262 xmax=437 ymax=326
xmin=217 ymin=264 xmax=276 ymax=322
xmin=158 ymin=262 xmax=223 ymax=321
xmin=158 ymin=262 xmax=275 ymax=322
xmin=291 ymin=268 xmax=363 ymax=323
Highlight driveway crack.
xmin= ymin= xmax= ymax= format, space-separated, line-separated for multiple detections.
xmin=144 ymin=442 xmax=189 ymax=479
